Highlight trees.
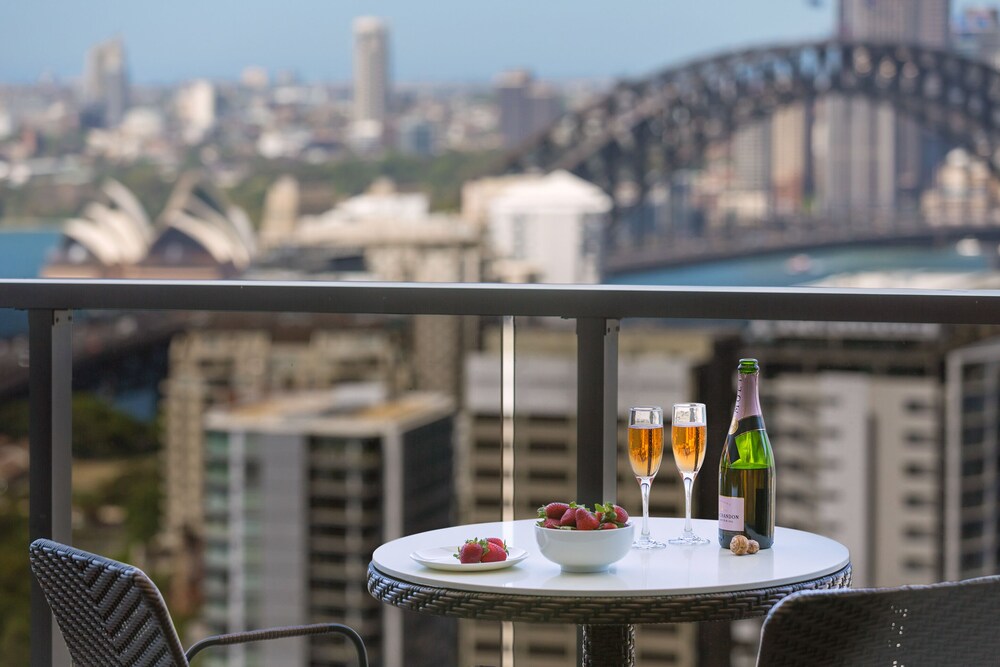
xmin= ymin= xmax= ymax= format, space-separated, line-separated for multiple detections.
xmin=0 ymin=498 xmax=29 ymax=665
xmin=0 ymin=393 xmax=161 ymax=664
xmin=0 ymin=393 xmax=157 ymax=459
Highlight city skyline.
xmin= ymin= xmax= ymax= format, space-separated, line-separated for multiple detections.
xmin=3 ymin=1 xmax=839 ymax=85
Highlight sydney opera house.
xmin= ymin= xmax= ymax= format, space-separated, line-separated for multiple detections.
xmin=43 ymin=172 xmax=257 ymax=279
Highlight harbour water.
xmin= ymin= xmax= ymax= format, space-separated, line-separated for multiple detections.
xmin=608 ymin=244 xmax=992 ymax=287
xmin=0 ymin=228 xmax=60 ymax=278
xmin=0 ymin=228 xmax=60 ymax=337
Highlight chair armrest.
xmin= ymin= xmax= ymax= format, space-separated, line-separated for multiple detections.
xmin=185 ymin=622 xmax=367 ymax=666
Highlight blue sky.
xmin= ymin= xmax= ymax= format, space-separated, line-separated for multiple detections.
xmin=2 ymin=1 xmax=835 ymax=84
xmin=0 ymin=1 xmax=992 ymax=85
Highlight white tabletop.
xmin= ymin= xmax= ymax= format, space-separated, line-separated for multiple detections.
xmin=371 ymin=518 xmax=850 ymax=598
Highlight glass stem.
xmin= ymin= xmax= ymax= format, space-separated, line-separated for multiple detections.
xmin=640 ymin=478 xmax=651 ymax=539
xmin=683 ymin=475 xmax=694 ymax=535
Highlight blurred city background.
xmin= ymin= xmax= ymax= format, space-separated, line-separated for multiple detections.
xmin=3 ymin=0 xmax=1000 ymax=665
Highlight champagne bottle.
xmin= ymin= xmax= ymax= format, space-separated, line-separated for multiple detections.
xmin=718 ymin=358 xmax=775 ymax=549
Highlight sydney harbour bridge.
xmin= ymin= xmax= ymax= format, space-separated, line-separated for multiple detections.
xmin=10 ymin=39 xmax=1000 ymax=399
xmin=508 ymin=39 xmax=1000 ymax=274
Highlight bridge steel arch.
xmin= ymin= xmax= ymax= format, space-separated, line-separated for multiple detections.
xmin=510 ymin=40 xmax=1000 ymax=205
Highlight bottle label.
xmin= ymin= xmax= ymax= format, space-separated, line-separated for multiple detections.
xmin=719 ymin=495 xmax=744 ymax=531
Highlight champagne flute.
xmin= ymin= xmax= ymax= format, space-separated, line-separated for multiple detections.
xmin=668 ymin=403 xmax=710 ymax=545
xmin=629 ymin=406 xmax=666 ymax=550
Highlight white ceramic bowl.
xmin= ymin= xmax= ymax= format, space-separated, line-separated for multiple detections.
xmin=533 ymin=523 xmax=635 ymax=573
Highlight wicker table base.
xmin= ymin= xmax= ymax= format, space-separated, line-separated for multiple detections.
xmin=582 ymin=624 xmax=634 ymax=667
xmin=368 ymin=561 xmax=852 ymax=665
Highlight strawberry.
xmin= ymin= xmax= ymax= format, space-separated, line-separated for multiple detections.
xmin=598 ymin=522 xmax=618 ymax=529
xmin=559 ymin=507 xmax=578 ymax=527
xmin=575 ymin=507 xmax=600 ymax=530
xmin=539 ymin=502 xmax=571 ymax=519
xmin=455 ymin=539 xmax=486 ymax=564
xmin=481 ymin=542 xmax=507 ymax=562
xmin=485 ymin=537 xmax=507 ymax=554
xmin=597 ymin=503 xmax=629 ymax=526
xmin=541 ymin=517 xmax=561 ymax=529
xmin=611 ymin=504 xmax=629 ymax=524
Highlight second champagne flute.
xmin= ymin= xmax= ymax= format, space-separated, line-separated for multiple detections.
xmin=668 ymin=402 xmax=710 ymax=545
xmin=629 ymin=406 xmax=666 ymax=549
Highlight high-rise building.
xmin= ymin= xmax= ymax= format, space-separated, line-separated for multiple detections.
xmin=160 ymin=326 xmax=402 ymax=613
xmin=822 ymin=0 xmax=950 ymax=217
xmin=497 ymin=70 xmax=533 ymax=150
xmin=175 ymin=80 xmax=217 ymax=145
xmin=723 ymin=120 xmax=771 ymax=222
xmin=82 ymin=37 xmax=129 ymax=128
xmin=945 ymin=337 xmax=1000 ymax=580
xmin=202 ymin=387 xmax=455 ymax=667
xmin=764 ymin=372 xmax=940 ymax=587
xmin=352 ymin=17 xmax=390 ymax=129
xmin=496 ymin=70 xmax=563 ymax=149
xmin=769 ymin=105 xmax=809 ymax=216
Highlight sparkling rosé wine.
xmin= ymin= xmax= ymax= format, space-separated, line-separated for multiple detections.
xmin=671 ymin=423 xmax=707 ymax=475
xmin=628 ymin=423 xmax=663 ymax=478
xmin=718 ymin=359 xmax=776 ymax=550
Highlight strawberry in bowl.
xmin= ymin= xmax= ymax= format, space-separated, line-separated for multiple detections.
xmin=536 ymin=502 xmax=630 ymax=530
xmin=534 ymin=501 xmax=634 ymax=572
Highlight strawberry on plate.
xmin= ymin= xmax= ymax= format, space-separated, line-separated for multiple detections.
xmin=455 ymin=539 xmax=487 ymax=564
xmin=481 ymin=541 xmax=508 ymax=562
xmin=485 ymin=537 xmax=507 ymax=553
xmin=454 ymin=537 xmax=510 ymax=564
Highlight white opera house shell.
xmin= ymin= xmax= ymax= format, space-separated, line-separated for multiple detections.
xmin=44 ymin=173 xmax=256 ymax=279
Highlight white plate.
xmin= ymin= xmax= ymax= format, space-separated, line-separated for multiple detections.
xmin=410 ymin=545 xmax=529 ymax=572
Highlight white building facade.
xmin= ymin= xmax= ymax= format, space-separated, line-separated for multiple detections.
xmin=484 ymin=170 xmax=611 ymax=284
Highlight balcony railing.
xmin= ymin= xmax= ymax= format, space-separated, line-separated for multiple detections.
xmin=6 ymin=277 xmax=1000 ymax=667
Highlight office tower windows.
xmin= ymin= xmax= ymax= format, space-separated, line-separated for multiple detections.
xmin=496 ymin=70 xmax=563 ymax=150
xmin=353 ymin=16 xmax=389 ymax=123
xmin=203 ymin=389 xmax=455 ymax=667
xmin=822 ymin=0 xmax=950 ymax=216
xmin=82 ymin=37 xmax=129 ymax=128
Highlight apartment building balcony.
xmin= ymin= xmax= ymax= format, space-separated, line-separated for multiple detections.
xmin=6 ymin=278 xmax=1000 ymax=667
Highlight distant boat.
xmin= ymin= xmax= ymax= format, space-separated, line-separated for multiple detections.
xmin=785 ymin=253 xmax=814 ymax=275
xmin=956 ymin=238 xmax=982 ymax=257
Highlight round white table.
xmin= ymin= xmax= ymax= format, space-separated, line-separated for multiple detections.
xmin=368 ymin=518 xmax=851 ymax=666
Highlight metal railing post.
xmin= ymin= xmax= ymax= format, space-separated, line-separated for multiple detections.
xmin=576 ymin=318 xmax=620 ymax=508
xmin=29 ymin=310 xmax=73 ymax=667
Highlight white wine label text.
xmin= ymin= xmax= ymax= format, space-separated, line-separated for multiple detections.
xmin=718 ymin=495 xmax=744 ymax=531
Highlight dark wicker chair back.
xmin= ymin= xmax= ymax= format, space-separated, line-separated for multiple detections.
xmin=756 ymin=574 xmax=1000 ymax=666
xmin=29 ymin=538 xmax=189 ymax=666
xmin=30 ymin=538 xmax=369 ymax=666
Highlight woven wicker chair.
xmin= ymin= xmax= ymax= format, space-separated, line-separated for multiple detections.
xmin=756 ymin=574 xmax=1000 ymax=666
xmin=29 ymin=538 xmax=368 ymax=666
